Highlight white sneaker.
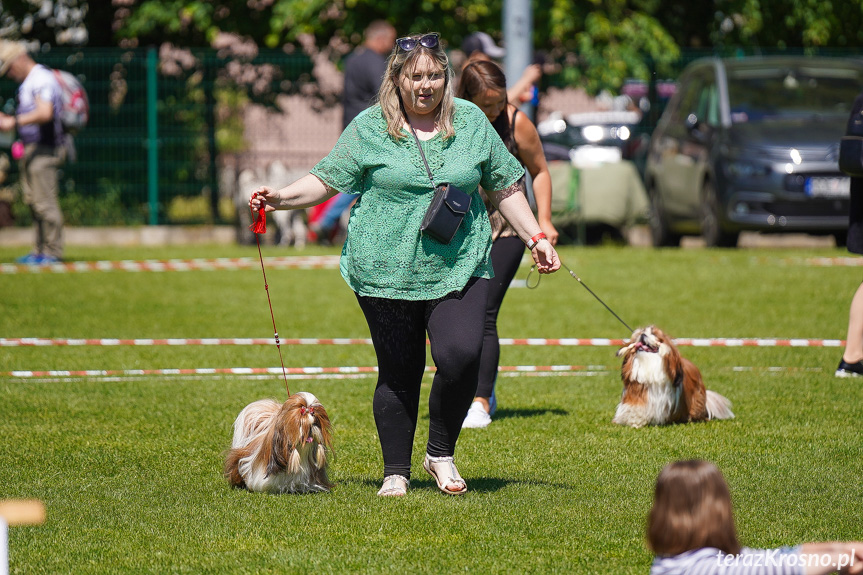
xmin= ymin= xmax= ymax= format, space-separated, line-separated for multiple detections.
xmin=462 ymin=401 xmax=492 ymax=429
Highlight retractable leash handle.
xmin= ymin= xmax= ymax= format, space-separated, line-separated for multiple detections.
xmin=250 ymin=194 xmax=291 ymax=397
xmin=527 ymin=260 xmax=633 ymax=334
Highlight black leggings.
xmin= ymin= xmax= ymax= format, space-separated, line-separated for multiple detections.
xmin=356 ymin=277 xmax=489 ymax=479
xmin=476 ymin=236 xmax=526 ymax=399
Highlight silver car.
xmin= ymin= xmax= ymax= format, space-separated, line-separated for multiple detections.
xmin=645 ymin=56 xmax=863 ymax=247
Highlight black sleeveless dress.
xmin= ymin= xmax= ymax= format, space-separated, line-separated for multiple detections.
xmin=846 ymin=92 xmax=863 ymax=255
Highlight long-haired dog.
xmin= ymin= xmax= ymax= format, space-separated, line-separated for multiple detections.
xmin=224 ymin=391 xmax=333 ymax=493
xmin=613 ymin=326 xmax=734 ymax=428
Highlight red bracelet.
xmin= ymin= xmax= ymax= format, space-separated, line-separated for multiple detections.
xmin=527 ymin=232 xmax=547 ymax=249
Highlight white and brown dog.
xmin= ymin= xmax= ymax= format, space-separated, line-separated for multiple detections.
xmin=613 ymin=326 xmax=734 ymax=428
xmin=224 ymin=392 xmax=333 ymax=493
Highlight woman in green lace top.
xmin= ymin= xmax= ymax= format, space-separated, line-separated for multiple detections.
xmin=250 ymin=32 xmax=559 ymax=497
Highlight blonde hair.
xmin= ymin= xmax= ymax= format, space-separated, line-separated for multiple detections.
xmin=377 ymin=33 xmax=455 ymax=140
xmin=647 ymin=460 xmax=742 ymax=557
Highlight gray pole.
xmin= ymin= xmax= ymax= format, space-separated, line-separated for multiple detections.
xmin=503 ymin=0 xmax=533 ymax=119
xmin=503 ymin=0 xmax=536 ymax=206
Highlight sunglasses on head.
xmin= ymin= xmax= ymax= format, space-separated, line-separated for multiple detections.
xmin=396 ymin=33 xmax=440 ymax=52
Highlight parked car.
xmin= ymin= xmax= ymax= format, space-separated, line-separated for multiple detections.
xmin=540 ymin=109 xmax=643 ymax=165
xmin=644 ymin=56 xmax=863 ymax=247
xmin=539 ymin=110 xmax=649 ymax=244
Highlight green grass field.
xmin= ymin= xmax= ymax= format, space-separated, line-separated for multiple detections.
xmin=1 ymin=242 xmax=862 ymax=574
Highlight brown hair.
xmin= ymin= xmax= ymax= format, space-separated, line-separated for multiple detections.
xmin=647 ymin=460 xmax=742 ymax=556
xmin=456 ymin=58 xmax=516 ymax=155
xmin=378 ymin=33 xmax=455 ymax=140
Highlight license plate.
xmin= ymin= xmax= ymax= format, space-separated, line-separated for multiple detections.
xmin=805 ymin=177 xmax=850 ymax=197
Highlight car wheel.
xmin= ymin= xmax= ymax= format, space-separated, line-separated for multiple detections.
xmin=700 ymin=181 xmax=739 ymax=248
xmin=648 ymin=188 xmax=681 ymax=247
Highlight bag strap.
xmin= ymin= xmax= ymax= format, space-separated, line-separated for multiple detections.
xmin=408 ymin=122 xmax=436 ymax=188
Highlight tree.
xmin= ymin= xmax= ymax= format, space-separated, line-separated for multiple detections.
xmin=540 ymin=0 xmax=680 ymax=94
xmin=655 ymin=0 xmax=863 ymax=50
xmin=113 ymin=0 xmax=681 ymax=96
xmin=0 ymin=0 xmax=89 ymax=46
xmin=5 ymin=1 xmax=863 ymax=94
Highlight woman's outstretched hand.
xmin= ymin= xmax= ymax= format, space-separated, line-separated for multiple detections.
xmin=532 ymin=241 xmax=560 ymax=274
xmin=249 ymin=187 xmax=278 ymax=214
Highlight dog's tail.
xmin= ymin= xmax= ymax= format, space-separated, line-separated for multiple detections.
xmin=705 ymin=390 xmax=735 ymax=420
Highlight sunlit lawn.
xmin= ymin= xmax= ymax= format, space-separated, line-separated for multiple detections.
xmin=1 ymin=242 xmax=861 ymax=574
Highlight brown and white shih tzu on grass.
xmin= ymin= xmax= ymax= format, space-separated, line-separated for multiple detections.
xmin=613 ymin=326 xmax=734 ymax=428
xmin=224 ymin=391 xmax=333 ymax=493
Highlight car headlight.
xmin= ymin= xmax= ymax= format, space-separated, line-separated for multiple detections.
xmin=582 ymin=125 xmax=605 ymax=142
xmin=612 ymin=126 xmax=631 ymax=141
xmin=549 ymin=119 xmax=567 ymax=134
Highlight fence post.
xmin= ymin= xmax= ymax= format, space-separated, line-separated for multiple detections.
xmin=146 ymin=47 xmax=159 ymax=225
xmin=204 ymin=53 xmax=220 ymax=223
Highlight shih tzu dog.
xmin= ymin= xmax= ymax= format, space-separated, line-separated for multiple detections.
xmin=224 ymin=391 xmax=333 ymax=493
xmin=613 ymin=326 xmax=734 ymax=428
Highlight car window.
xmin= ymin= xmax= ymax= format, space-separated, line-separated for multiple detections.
xmin=727 ymin=63 xmax=863 ymax=123
xmin=672 ymin=68 xmax=718 ymax=131
xmin=696 ymin=80 xmax=719 ymax=127
xmin=674 ymin=74 xmax=705 ymax=125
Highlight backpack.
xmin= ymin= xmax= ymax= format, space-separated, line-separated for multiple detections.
xmin=52 ymin=69 xmax=89 ymax=134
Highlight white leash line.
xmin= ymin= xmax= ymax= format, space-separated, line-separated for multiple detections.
xmin=0 ymin=337 xmax=845 ymax=347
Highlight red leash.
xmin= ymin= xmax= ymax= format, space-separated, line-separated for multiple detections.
xmin=249 ymin=197 xmax=291 ymax=397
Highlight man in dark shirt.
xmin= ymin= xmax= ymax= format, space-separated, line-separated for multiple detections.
xmin=342 ymin=20 xmax=396 ymax=129
xmin=312 ymin=20 xmax=396 ymax=244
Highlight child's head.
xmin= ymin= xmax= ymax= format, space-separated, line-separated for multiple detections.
xmin=647 ymin=460 xmax=741 ymax=556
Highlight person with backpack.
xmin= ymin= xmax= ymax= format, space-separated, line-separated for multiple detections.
xmin=0 ymin=40 xmax=67 ymax=265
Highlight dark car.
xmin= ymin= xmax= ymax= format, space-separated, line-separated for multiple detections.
xmin=538 ymin=110 xmax=650 ymax=244
xmin=644 ymin=56 xmax=863 ymax=247
xmin=540 ymin=109 xmax=643 ymax=164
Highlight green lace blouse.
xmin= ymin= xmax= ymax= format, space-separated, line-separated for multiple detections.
xmin=310 ymin=98 xmax=524 ymax=300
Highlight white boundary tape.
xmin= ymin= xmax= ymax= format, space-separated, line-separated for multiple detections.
xmin=0 ymin=255 xmax=341 ymax=275
xmin=0 ymin=337 xmax=845 ymax=347
xmin=4 ymin=255 xmax=860 ymax=275
xmin=0 ymin=337 xmax=373 ymax=347
xmin=791 ymin=257 xmax=863 ymax=267
xmin=4 ymin=365 xmax=606 ymax=379
xmin=2 ymin=364 xmax=824 ymax=380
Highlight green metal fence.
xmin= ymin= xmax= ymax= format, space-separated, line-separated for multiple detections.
xmin=2 ymin=45 xmax=861 ymax=228
xmin=1 ymin=47 xmax=314 ymax=226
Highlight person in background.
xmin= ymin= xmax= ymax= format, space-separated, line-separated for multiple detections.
xmin=0 ymin=40 xmax=66 ymax=265
xmin=250 ymin=32 xmax=560 ymax=497
xmin=343 ymin=20 xmax=398 ymax=128
xmin=836 ymin=90 xmax=863 ymax=377
xmin=457 ymin=58 xmax=558 ymax=428
xmin=648 ymin=460 xmax=863 ymax=574
xmin=310 ymin=20 xmax=398 ymax=244
xmin=460 ymin=31 xmax=542 ymax=106
xmin=0 ymin=153 xmax=14 ymax=228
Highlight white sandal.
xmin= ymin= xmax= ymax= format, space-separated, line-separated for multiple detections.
xmin=377 ymin=474 xmax=409 ymax=497
xmin=423 ymin=454 xmax=467 ymax=495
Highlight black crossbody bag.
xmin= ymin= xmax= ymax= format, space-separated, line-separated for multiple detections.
xmin=409 ymin=125 xmax=471 ymax=244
